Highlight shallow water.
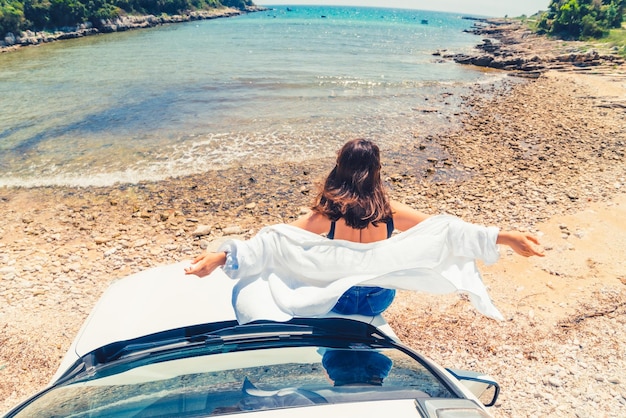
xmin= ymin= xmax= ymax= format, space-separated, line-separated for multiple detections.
xmin=0 ymin=6 xmax=504 ymax=187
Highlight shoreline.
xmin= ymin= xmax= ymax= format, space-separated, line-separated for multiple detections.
xmin=0 ymin=6 xmax=265 ymax=53
xmin=440 ymin=19 xmax=625 ymax=79
xmin=2 ymin=23 xmax=626 ymax=417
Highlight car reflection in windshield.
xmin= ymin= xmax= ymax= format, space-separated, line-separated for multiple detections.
xmin=210 ymin=347 xmax=452 ymax=415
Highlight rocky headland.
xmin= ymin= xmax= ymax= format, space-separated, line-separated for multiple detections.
xmin=437 ymin=19 xmax=626 ymax=79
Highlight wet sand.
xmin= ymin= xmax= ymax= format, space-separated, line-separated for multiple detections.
xmin=1 ymin=55 xmax=626 ymax=417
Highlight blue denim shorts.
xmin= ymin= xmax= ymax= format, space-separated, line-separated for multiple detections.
xmin=331 ymin=286 xmax=396 ymax=316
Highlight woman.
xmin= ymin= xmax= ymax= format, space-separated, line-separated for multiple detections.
xmin=185 ymin=139 xmax=543 ymax=317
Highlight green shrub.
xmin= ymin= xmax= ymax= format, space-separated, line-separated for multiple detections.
xmin=0 ymin=3 xmax=24 ymax=35
xmin=1 ymin=0 xmax=253 ymax=38
xmin=542 ymin=0 xmax=625 ymax=39
xmin=581 ymin=13 xmax=606 ymax=37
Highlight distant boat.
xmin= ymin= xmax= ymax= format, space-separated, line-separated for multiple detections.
xmin=286 ymin=7 xmax=292 ymax=11
xmin=421 ymin=19 xmax=429 ymax=24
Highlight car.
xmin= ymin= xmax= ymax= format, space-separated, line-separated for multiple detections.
xmin=3 ymin=262 xmax=500 ymax=417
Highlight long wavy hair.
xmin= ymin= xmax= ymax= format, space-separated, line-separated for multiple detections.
xmin=312 ymin=139 xmax=392 ymax=229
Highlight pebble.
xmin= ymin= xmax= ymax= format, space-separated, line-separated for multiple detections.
xmin=192 ymin=224 xmax=212 ymax=237
xmin=94 ymin=236 xmax=111 ymax=244
xmin=223 ymin=226 xmax=243 ymax=235
xmin=0 ymin=267 xmax=17 ymax=275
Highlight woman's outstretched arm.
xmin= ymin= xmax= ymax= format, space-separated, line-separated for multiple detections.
xmin=185 ymin=212 xmax=330 ymax=278
xmin=497 ymin=230 xmax=544 ymax=257
xmin=184 ymin=251 xmax=227 ymax=277
xmin=389 ymin=200 xmax=431 ymax=231
xmin=390 ymin=200 xmax=543 ymax=258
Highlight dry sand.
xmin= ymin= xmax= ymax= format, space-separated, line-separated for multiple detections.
xmin=1 ymin=68 xmax=625 ymax=417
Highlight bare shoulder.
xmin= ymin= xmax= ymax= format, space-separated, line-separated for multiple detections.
xmin=390 ymin=200 xmax=431 ymax=231
xmin=289 ymin=210 xmax=331 ymax=234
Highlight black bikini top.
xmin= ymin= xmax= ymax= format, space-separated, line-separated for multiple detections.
xmin=327 ymin=218 xmax=394 ymax=240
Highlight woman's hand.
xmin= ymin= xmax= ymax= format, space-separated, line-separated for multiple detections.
xmin=497 ymin=231 xmax=545 ymax=257
xmin=184 ymin=251 xmax=227 ymax=277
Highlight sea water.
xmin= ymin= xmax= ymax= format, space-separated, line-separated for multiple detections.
xmin=0 ymin=5 xmax=500 ymax=187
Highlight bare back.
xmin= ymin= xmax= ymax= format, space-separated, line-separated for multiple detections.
xmin=328 ymin=219 xmax=390 ymax=243
xmin=290 ymin=200 xmax=430 ymax=242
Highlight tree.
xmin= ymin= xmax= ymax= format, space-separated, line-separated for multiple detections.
xmin=581 ymin=13 xmax=604 ymax=36
xmin=553 ymin=0 xmax=582 ymax=36
xmin=542 ymin=0 xmax=625 ymax=39
xmin=0 ymin=1 xmax=25 ymax=35
xmin=24 ymin=0 xmax=51 ymax=30
xmin=221 ymin=0 xmax=253 ymax=9
xmin=1 ymin=0 xmax=254 ymax=38
xmin=49 ymin=0 xmax=86 ymax=27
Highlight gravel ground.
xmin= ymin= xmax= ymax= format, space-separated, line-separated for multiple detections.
xmin=1 ymin=65 xmax=626 ymax=417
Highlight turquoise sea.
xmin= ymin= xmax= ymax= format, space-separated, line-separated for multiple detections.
xmin=0 ymin=5 xmax=503 ymax=187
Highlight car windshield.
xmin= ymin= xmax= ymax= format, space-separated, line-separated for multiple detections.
xmin=11 ymin=343 xmax=456 ymax=417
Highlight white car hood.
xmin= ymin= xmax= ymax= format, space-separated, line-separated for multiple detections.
xmin=51 ymin=262 xmax=396 ymax=384
xmin=52 ymin=261 xmax=236 ymax=382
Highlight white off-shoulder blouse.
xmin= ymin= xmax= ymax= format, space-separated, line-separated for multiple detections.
xmin=218 ymin=215 xmax=503 ymax=324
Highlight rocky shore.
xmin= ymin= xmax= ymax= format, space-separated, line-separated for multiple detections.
xmin=2 ymin=27 xmax=626 ymax=417
xmin=0 ymin=7 xmax=263 ymax=53
xmin=437 ymin=19 xmax=626 ymax=78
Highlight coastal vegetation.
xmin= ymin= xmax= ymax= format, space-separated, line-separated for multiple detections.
xmin=0 ymin=0 xmax=254 ymax=38
xmin=536 ymin=0 xmax=625 ymax=39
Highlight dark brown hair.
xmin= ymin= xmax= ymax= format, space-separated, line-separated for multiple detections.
xmin=312 ymin=138 xmax=392 ymax=229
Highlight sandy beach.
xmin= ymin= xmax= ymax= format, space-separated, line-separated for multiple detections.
xmin=2 ymin=25 xmax=626 ymax=416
